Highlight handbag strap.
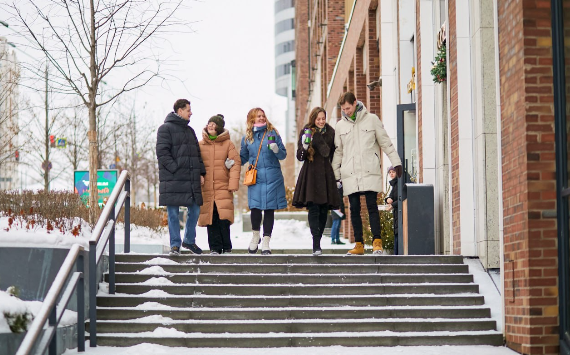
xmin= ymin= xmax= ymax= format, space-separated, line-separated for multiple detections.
xmin=251 ymin=130 xmax=267 ymax=169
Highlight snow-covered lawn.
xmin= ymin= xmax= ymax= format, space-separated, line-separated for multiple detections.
xmin=62 ymin=343 xmax=518 ymax=355
xmin=0 ymin=215 xmax=352 ymax=251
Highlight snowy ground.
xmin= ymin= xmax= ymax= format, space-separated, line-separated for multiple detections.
xmin=0 ymin=216 xmax=351 ymax=251
xmin=62 ymin=344 xmax=518 ymax=355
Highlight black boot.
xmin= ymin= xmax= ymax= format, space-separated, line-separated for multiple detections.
xmin=312 ymin=235 xmax=322 ymax=256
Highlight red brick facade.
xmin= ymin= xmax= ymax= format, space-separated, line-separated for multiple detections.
xmin=498 ymin=0 xmax=559 ymax=353
xmin=295 ymin=2 xmax=309 ymax=132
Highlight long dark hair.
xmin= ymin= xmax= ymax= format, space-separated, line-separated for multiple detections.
xmin=305 ymin=107 xmax=326 ymax=162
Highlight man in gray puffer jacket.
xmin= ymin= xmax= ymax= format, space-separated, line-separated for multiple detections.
xmin=156 ymin=99 xmax=206 ymax=256
xmin=332 ymin=92 xmax=403 ymax=256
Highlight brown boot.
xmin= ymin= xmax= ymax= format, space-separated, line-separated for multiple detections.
xmin=347 ymin=242 xmax=364 ymax=255
xmin=372 ymin=239 xmax=383 ymax=255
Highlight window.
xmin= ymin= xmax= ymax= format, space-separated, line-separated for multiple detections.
xmin=275 ymin=40 xmax=295 ymax=56
xmin=275 ymin=0 xmax=294 ymax=14
xmin=275 ymin=63 xmax=291 ymax=79
xmin=275 ymin=19 xmax=294 ymax=35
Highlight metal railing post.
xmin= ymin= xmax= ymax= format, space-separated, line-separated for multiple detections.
xmin=48 ymin=308 xmax=57 ymax=355
xmin=88 ymin=243 xmax=97 ymax=347
xmin=109 ymin=205 xmax=116 ymax=295
xmin=125 ymin=178 xmax=131 ymax=253
xmin=76 ymin=254 xmax=85 ymax=352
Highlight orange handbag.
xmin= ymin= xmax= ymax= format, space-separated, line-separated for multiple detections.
xmin=243 ymin=130 xmax=267 ymax=186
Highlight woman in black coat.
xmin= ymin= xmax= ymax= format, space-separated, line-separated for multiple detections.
xmin=293 ymin=107 xmax=341 ymax=255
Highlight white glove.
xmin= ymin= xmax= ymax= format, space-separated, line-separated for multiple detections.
xmin=336 ymin=181 xmax=342 ymax=189
xmin=269 ymin=142 xmax=279 ymax=154
xmin=302 ymin=142 xmax=309 ymax=150
xmin=224 ymin=158 xmax=234 ymax=169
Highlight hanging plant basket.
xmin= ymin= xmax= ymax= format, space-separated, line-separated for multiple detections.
xmin=430 ymin=41 xmax=447 ymax=84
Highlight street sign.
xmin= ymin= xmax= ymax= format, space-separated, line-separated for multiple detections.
xmin=56 ymin=138 xmax=67 ymax=148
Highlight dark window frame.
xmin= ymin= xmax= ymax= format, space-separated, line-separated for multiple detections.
xmin=551 ymin=0 xmax=570 ymax=353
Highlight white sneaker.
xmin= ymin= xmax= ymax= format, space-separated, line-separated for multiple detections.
xmin=261 ymin=236 xmax=271 ymax=255
xmin=248 ymin=231 xmax=261 ymax=254
xmin=313 ymin=249 xmax=322 ymax=256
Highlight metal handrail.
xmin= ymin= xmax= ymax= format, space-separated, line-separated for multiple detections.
xmin=88 ymin=170 xmax=130 ymax=347
xmin=16 ymin=244 xmax=85 ymax=355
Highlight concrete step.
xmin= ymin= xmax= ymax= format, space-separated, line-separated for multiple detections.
xmin=114 ymin=283 xmax=480 ymax=296
xmin=105 ymin=273 xmax=474 ymax=284
xmin=96 ymin=294 xmax=485 ymax=308
xmin=95 ymin=306 xmax=493 ymax=321
xmin=115 ymin=263 xmax=469 ymax=274
xmin=116 ymin=254 xmax=465 ymax=265
xmin=95 ymin=331 xmax=504 ymax=347
xmin=88 ymin=318 xmax=498 ymax=334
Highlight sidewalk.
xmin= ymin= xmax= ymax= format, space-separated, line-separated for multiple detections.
xmin=64 ymin=344 xmax=519 ymax=355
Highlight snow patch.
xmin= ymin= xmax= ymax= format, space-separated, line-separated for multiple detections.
xmin=140 ymin=277 xmax=174 ymax=285
xmin=143 ymin=258 xmax=180 ymax=265
xmin=133 ymin=302 xmax=177 ymax=310
xmin=136 ymin=266 xmax=171 ymax=275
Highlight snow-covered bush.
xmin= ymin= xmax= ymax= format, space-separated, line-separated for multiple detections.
xmin=0 ymin=288 xmax=34 ymax=333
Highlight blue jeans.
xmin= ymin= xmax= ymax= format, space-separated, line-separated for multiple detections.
xmin=167 ymin=204 xmax=200 ymax=248
xmin=330 ymin=218 xmax=341 ymax=242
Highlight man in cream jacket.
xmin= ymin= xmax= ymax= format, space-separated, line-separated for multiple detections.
xmin=332 ymin=92 xmax=403 ymax=255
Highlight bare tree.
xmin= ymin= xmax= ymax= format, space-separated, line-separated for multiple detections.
xmin=20 ymin=74 xmax=68 ymax=191
xmin=0 ymin=40 xmax=21 ymax=190
xmin=61 ymin=103 xmax=88 ymax=171
xmin=119 ymin=102 xmax=155 ymax=205
xmin=7 ymin=0 xmax=185 ymax=222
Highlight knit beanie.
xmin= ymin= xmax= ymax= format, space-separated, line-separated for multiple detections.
xmin=208 ymin=114 xmax=225 ymax=135
xmin=387 ymin=166 xmax=395 ymax=173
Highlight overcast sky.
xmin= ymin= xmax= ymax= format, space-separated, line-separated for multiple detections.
xmin=141 ymin=0 xmax=288 ymax=133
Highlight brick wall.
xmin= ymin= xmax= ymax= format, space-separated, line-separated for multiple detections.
xmin=327 ymin=1 xmax=345 ymax=86
xmin=416 ymin=0 xmax=423 ymax=183
xmin=498 ymin=0 xmax=559 ymax=353
xmin=368 ymin=8 xmax=381 ymax=116
xmin=295 ymin=1 xmax=309 ymax=133
xmin=448 ymin=0 xmax=461 ymax=255
xmin=355 ymin=46 xmax=367 ymax=104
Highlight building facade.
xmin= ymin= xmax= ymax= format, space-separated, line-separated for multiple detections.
xmin=295 ymin=0 xmax=570 ymax=353
xmin=0 ymin=37 xmax=19 ymax=191
xmin=275 ymin=0 xmax=298 ymax=188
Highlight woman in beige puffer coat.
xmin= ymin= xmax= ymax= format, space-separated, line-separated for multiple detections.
xmin=198 ymin=115 xmax=241 ymax=254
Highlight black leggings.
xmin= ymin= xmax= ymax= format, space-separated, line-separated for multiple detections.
xmin=250 ymin=208 xmax=275 ymax=236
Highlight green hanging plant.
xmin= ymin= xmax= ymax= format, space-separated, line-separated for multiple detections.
xmin=430 ymin=42 xmax=447 ymax=83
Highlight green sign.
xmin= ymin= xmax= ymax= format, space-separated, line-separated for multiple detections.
xmin=74 ymin=170 xmax=118 ymax=206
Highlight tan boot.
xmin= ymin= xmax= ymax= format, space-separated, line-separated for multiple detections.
xmin=372 ymin=239 xmax=383 ymax=255
xmin=347 ymin=242 xmax=364 ymax=255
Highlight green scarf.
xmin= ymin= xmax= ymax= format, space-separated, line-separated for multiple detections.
xmin=208 ymin=134 xmax=217 ymax=140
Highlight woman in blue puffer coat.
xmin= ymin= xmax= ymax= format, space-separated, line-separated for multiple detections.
xmin=240 ymin=107 xmax=287 ymax=255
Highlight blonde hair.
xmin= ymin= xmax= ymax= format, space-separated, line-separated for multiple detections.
xmin=245 ymin=108 xmax=278 ymax=143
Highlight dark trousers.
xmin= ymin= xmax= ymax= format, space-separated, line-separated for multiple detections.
xmin=250 ymin=208 xmax=275 ymax=236
xmin=348 ymin=191 xmax=381 ymax=243
xmin=207 ymin=203 xmax=231 ymax=252
xmin=308 ymin=203 xmax=328 ymax=250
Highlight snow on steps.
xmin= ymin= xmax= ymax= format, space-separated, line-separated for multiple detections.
xmin=91 ymin=253 xmax=503 ymax=347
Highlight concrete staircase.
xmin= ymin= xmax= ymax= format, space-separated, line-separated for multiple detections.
xmin=89 ymin=251 xmax=503 ymax=347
